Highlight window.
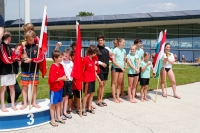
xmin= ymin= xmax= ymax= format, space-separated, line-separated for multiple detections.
xmin=179 ymin=51 xmax=193 ymax=62
xmin=179 ymin=25 xmax=193 ymax=49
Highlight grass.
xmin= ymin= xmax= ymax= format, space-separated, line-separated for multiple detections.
xmin=16 ymin=61 xmax=200 ymax=102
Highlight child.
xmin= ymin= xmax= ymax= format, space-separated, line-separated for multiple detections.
xmin=6 ymin=43 xmax=22 ymax=103
xmin=0 ymin=31 xmax=19 ymax=112
xmin=48 ymin=50 xmax=68 ymax=126
xmin=19 ymin=30 xmax=44 ymax=110
xmin=82 ymin=45 xmax=100 ymax=116
xmin=60 ymin=49 xmax=73 ymax=119
xmin=126 ymin=44 xmax=140 ymax=103
xmin=55 ymin=42 xmax=74 ymax=114
xmin=22 ymin=23 xmax=39 ymax=45
xmin=134 ymin=38 xmax=144 ymax=98
xmin=140 ymin=52 xmax=152 ymax=102
xmin=111 ymin=38 xmax=126 ymax=103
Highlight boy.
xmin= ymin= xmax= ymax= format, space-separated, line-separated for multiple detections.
xmin=6 ymin=43 xmax=22 ymax=103
xmin=96 ymin=35 xmax=111 ymax=107
xmin=48 ymin=50 xmax=68 ymax=126
xmin=0 ymin=31 xmax=19 ymax=112
xmin=19 ymin=30 xmax=44 ymax=110
xmin=60 ymin=49 xmax=73 ymax=119
xmin=82 ymin=45 xmax=101 ymax=116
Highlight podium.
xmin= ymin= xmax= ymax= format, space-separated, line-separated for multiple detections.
xmin=0 ymin=99 xmax=50 ymax=131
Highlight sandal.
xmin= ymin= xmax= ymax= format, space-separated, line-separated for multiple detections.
xmin=67 ymin=110 xmax=72 ymax=114
xmin=50 ymin=121 xmax=58 ymax=127
xmin=61 ymin=115 xmax=66 ymax=120
xmin=86 ymin=109 xmax=95 ymax=114
xmin=76 ymin=110 xmax=81 ymax=115
xmin=101 ymin=101 xmax=107 ymax=106
xmin=96 ymin=102 xmax=104 ymax=107
xmin=64 ymin=114 xmax=72 ymax=119
xmin=55 ymin=119 xmax=65 ymax=124
xmin=82 ymin=111 xmax=87 ymax=116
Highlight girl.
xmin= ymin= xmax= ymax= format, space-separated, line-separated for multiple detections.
xmin=111 ymin=38 xmax=126 ymax=103
xmin=160 ymin=43 xmax=180 ymax=99
xmin=140 ymin=52 xmax=152 ymax=102
xmin=0 ymin=31 xmax=19 ymax=112
xmin=82 ymin=45 xmax=100 ymax=116
xmin=126 ymin=44 xmax=140 ymax=103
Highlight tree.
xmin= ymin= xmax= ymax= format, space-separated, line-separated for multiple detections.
xmin=76 ymin=12 xmax=94 ymax=17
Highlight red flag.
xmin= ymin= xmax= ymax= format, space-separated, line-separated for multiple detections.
xmin=71 ymin=21 xmax=83 ymax=91
xmin=39 ymin=6 xmax=48 ymax=78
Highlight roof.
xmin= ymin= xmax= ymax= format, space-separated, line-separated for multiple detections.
xmin=5 ymin=9 xmax=200 ymax=28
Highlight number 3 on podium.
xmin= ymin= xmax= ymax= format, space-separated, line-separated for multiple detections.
xmin=27 ymin=113 xmax=34 ymax=125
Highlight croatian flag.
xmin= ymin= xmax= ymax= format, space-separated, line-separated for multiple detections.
xmin=153 ymin=30 xmax=167 ymax=78
xmin=71 ymin=21 xmax=83 ymax=91
xmin=39 ymin=5 xmax=48 ymax=78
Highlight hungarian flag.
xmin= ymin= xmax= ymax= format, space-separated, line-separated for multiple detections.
xmin=71 ymin=21 xmax=83 ymax=91
xmin=153 ymin=30 xmax=167 ymax=78
xmin=38 ymin=5 xmax=48 ymax=78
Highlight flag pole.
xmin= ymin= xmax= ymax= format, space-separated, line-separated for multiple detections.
xmin=155 ymin=73 xmax=161 ymax=102
xmin=79 ymin=91 xmax=82 ymax=117
xmin=29 ymin=5 xmax=46 ymax=110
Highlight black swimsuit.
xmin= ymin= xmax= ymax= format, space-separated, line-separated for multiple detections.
xmin=165 ymin=68 xmax=171 ymax=73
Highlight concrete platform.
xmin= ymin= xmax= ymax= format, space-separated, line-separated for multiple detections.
xmin=5 ymin=82 xmax=200 ymax=133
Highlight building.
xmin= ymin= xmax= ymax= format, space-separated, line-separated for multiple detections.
xmin=0 ymin=0 xmax=5 ymax=19
xmin=4 ymin=9 xmax=200 ymax=62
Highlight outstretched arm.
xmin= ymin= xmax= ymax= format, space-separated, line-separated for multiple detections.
xmin=55 ymin=42 xmax=62 ymax=50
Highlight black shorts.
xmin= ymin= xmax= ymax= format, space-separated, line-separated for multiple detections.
xmin=140 ymin=78 xmax=150 ymax=86
xmin=98 ymin=73 xmax=108 ymax=81
xmin=73 ymin=90 xmax=81 ymax=98
xmin=128 ymin=74 xmax=139 ymax=77
xmin=84 ymin=81 xmax=95 ymax=94
xmin=112 ymin=68 xmax=123 ymax=73
xmin=62 ymin=81 xmax=73 ymax=97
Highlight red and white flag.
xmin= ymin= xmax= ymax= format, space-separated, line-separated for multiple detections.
xmin=39 ymin=5 xmax=48 ymax=78
xmin=71 ymin=21 xmax=83 ymax=91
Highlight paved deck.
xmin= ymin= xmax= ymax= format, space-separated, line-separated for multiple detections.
xmin=6 ymin=82 xmax=200 ymax=133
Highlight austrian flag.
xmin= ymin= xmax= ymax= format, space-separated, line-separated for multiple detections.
xmin=39 ymin=5 xmax=48 ymax=78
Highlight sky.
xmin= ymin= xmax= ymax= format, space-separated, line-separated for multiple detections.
xmin=4 ymin=0 xmax=200 ymax=20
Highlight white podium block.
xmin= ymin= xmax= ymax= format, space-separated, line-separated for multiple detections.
xmin=0 ymin=99 xmax=50 ymax=131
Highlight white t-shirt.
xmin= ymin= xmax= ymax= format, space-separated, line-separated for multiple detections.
xmin=61 ymin=60 xmax=74 ymax=81
xmin=162 ymin=52 xmax=174 ymax=68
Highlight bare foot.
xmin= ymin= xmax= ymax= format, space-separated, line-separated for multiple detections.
xmin=20 ymin=105 xmax=27 ymax=110
xmin=174 ymin=95 xmax=181 ymax=99
xmin=12 ymin=106 xmax=18 ymax=111
xmin=92 ymin=105 xmax=96 ymax=109
xmin=131 ymin=99 xmax=138 ymax=103
xmin=33 ymin=104 xmax=41 ymax=108
xmin=117 ymin=98 xmax=123 ymax=102
xmin=113 ymin=98 xmax=120 ymax=103
xmin=162 ymin=93 xmax=167 ymax=97
xmin=144 ymin=98 xmax=149 ymax=101
xmin=1 ymin=107 xmax=9 ymax=112
xmin=140 ymin=99 xmax=145 ymax=102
